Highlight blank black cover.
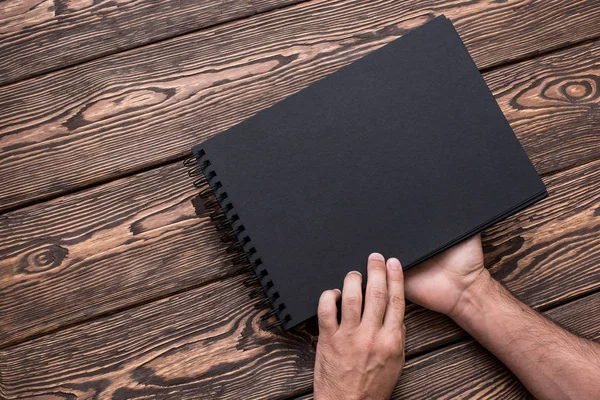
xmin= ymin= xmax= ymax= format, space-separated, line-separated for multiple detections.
xmin=193 ymin=16 xmax=547 ymax=329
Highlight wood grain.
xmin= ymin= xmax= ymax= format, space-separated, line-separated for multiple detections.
xmin=1 ymin=141 xmax=599 ymax=355
xmin=295 ymin=292 xmax=600 ymax=400
xmin=0 ymin=163 xmax=239 ymax=347
xmin=487 ymin=42 xmax=600 ymax=177
xmin=0 ymin=0 xmax=303 ymax=86
xmin=0 ymin=273 xmax=317 ymax=399
xmin=1 ymin=0 xmax=600 ymax=212
xmin=1 ymin=269 xmax=597 ymax=399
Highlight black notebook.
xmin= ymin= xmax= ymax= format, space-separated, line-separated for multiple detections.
xmin=186 ymin=16 xmax=547 ymax=330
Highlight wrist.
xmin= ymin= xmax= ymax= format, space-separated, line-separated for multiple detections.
xmin=448 ymin=268 xmax=494 ymax=322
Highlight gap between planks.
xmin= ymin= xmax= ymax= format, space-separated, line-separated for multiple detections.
xmin=1 ymin=153 xmax=599 ymax=351
xmin=2 ymin=33 xmax=597 ymax=344
xmin=0 ymin=22 xmax=600 ymax=219
xmin=0 ymin=0 xmax=312 ymax=87
xmin=1 ymin=0 xmax=600 ymax=212
xmin=286 ymin=287 xmax=600 ymax=400
xmin=0 ymin=33 xmax=597 ymax=217
xmin=479 ymin=32 xmax=600 ymax=75
xmin=0 ymin=266 xmax=245 ymax=351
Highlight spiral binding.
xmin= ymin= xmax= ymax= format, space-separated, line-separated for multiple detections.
xmin=184 ymin=151 xmax=292 ymax=331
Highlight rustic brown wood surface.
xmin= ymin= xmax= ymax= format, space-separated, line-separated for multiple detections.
xmin=0 ymin=273 xmax=317 ymax=399
xmin=1 ymin=1 xmax=599 ymax=398
xmin=2 ymin=0 xmax=600 ymax=212
xmin=486 ymin=41 xmax=600 ymax=176
xmin=0 ymin=163 xmax=232 ymax=347
xmin=2 ymin=36 xmax=600 ymax=348
xmin=295 ymin=292 xmax=600 ymax=400
xmin=1 ymin=156 xmax=599 ymax=398
xmin=0 ymin=0 xmax=302 ymax=86
xmin=0 ymin=273 xmax=597 ymax=399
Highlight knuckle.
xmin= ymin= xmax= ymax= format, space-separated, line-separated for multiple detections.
xmin=369 ymin=286 xmax=387 ymax=299
xmin=388 ymin=271 xmax=404 ymax=282
xmin=390 ymin=344 xmax=404 ymax=357
xmin=318 ymin=313 xmax=332 ymax=328
xmin=344 ymin=295 xmax=361 ymax=306
xmin=344 ymin=306 xmax=361 ymax=321
xmin=389 ymin=294 xmax=405 ymax=308
xmin=381 ymin=338 xmax=403 ymax=357
xmin=318 ymin=304 xmax=335 ymax=317
xmin=360 ymin=331 xmax=377 ymax=349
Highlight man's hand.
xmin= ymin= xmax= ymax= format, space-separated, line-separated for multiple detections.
xmin=404 ymin=234 xmax=487 ymax=317
xmin=314 ymin=253 xmax=406 ymax=400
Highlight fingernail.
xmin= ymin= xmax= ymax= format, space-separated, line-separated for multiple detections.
xmin=368 ymin=252 xmax=385 ymax=261
xmin=333 ymin=289 xmax=342 ymax=295
xmin=347 ymin=270 xmax=362 ymax=276
xmin=387 ymin=258 xmax=402 ymax=270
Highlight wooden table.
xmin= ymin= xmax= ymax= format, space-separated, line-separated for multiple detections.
xmin=1 ymin=1 xmax=599 ymax=398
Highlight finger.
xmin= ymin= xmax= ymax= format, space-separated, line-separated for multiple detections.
xmin=362 ymin=253 xmax=388 ymax=328
xmin=341 ymin=271 xmax=363 ymax=329
xmin=384 ymin=257 xmax=405 ymax=330
xmin=317 ymin=289 xmax=341 ymax=336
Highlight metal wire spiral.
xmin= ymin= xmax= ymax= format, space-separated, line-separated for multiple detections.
xmin=183 ymin=152 xmax=290 ymax=330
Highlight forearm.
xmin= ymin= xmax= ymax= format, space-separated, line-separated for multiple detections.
xmin=451 ymin=271 xmax=600 ymax=400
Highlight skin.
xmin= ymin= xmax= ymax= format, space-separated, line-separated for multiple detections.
xmin=315 ymin=234 xmax=600 ymax=399
xmin=314 ymin=253 xmax=406 ymax=400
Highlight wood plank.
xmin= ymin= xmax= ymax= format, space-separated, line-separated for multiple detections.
xmin=409 ymin=292 xmax=600 ymax=399
xmin=0 ymin=273 xmax=317 ymax=399
xmin=296 ymin=291 xmax=600 ymax=400
xmin=0 ymin=163 xmax=236 ymax=347
xmin=1 ymin=92 xmax=599 ymax=349
xmin=1 ymin=263 xmax=597 ymax=399
xmin=486 ymin=42 xmax=600 ymax=177
xmin=296 ymin=292 xmax=600 ymax=400
xmin=1 ymin=148 xmax=599 ymax=390
xmin=0 ymin=0 xmax=302 ymax=86
xmin=1 ymin=0 xmax=600 ymax=212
